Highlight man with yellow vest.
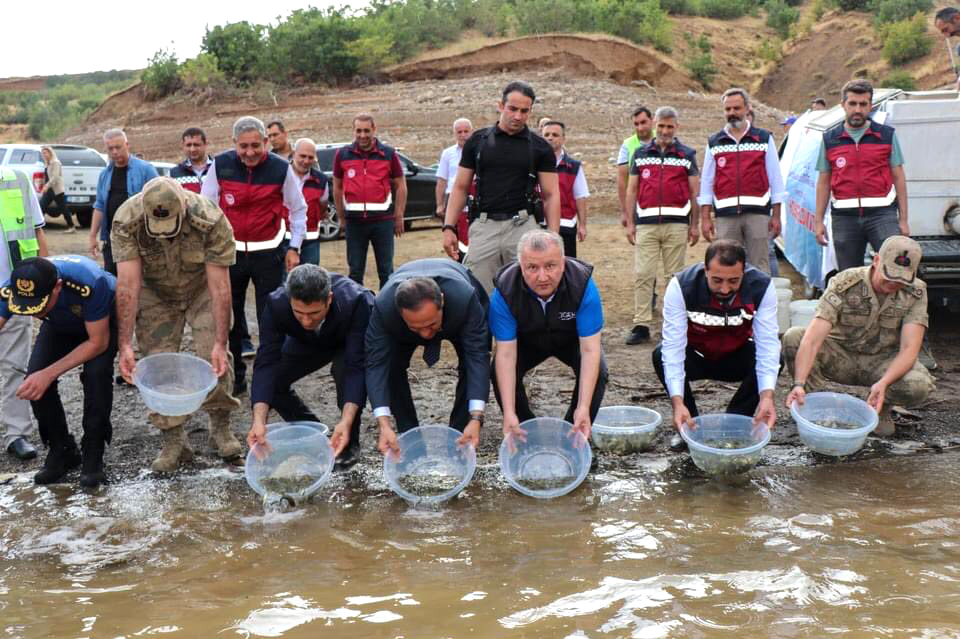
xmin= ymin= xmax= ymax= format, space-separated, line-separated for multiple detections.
xmin=0 ymin=168 xmax=48 ymax=461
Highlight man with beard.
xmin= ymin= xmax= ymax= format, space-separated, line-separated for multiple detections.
xmin=813 ymin=79 xmax=909 ymax=272
xmin=652 ymin=239 xmax=780 ymax=450
xmin=616 ymin=106 xmax=654 ymax=229
xmin=934 ymin=8 xmax=960 ymax=90
xmin=698 ymin=88 xmax=784 ymax=275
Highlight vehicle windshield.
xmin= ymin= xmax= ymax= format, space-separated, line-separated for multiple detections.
xmin=54 ymin=147 xmax=106 ymax=167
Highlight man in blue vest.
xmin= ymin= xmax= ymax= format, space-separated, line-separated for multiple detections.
xmin=490 ymin=229 xmax=606 ymax=442
xmin=246 ymin=264 xmax=374 ymax=467
xmin=0 ymin=168 xmax=48 ymax=461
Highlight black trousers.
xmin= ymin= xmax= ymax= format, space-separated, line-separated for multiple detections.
xmin=389 ymin=340 xmax=474 ymax=433
xmin=101 ymin=241 xmax=117 ymax=276
xmin=492 ymin=343 xmax=607 ymax=424
xmin=560 ymin=228 xmax=577 ymax=259
xmin=270 ymin=346 xmax=361 ymax=450
xmin=652 ymin=340 xmax=781 ymax=417
xmin=230 ymin=249 xmax=284 ymax=382
xmin=39 ymin=190 xmax=74 ymax=228
xmin=28 ymin=320 xmax=118 ymax=450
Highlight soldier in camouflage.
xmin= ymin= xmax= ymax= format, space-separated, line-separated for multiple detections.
xmin=783 ymin=235 xmax=935 ymax=436
xmin=111 ymin=177 xmax=242 ymax=472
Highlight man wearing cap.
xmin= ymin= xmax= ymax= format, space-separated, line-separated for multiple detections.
xmin=784 ymin=236 xmax=935 ymax=436
xmin=0 ymin=256 xmax=117 ymax=487
xmin=112 ymin=177 xmax=241 ymax=472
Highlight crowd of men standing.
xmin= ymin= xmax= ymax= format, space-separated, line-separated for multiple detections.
xmin=0 ymin=74 xmax=936 ymax=487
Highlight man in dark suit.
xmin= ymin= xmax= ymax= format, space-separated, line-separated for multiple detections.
xmin=365 ymin=258 xmax=491 ymax=455
xmin=246 ymin=264 xmax=374 ymax=467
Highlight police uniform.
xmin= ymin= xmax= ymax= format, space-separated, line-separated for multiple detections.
xmin=783 ymin=265 xmax=935 ymax=406
xmin=111 ymin=178 xmax=241 ymax=469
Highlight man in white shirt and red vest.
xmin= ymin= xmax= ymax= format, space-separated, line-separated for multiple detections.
xmin=333 ymin=113 xmax=408 ymax=289
xmin=435 ymin=118 xmax=474 ymax=258
xmin=169 ymin=127 xmax=213 ymax=194
xmin=281 ymin=138 xmax=329 ymax=266
xmin=653 ymin=239 xmax=781 ymax=450
xmin=813 ymin=79 xmax=909 ymax=272
xmin=623 ymin=106 xmax=700 ymax=346
xmin=201 ymin=116 xmax=307 ymax=396
xmin=699 ymin=88 xmax=785 ymax=275
xmin=540 ymin=121 xmax=589 ymax=258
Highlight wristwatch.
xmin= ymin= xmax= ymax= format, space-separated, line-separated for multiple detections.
xmin=469 ymin=412 xmax=485 ymax=426
xmin=442 ymin=224 xmax=458 ymax=236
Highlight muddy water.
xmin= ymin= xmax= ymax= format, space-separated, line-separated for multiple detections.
xmin=3 ymin=453 xmax=960 ymax=638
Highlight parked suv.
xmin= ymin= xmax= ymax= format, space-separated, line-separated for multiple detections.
xmin=314 ymin=143 xmax=440 ymax=241
xmin=0 ymin=143 xmax=105 ymax=227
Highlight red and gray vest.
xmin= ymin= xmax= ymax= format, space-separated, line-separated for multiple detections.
xmin=823 ymin=120 xmax=896 ymax=216
xmin=212 ymin=150 xmax=288 ymax=252
xmin=556 ymin=152 xmax=581 ymax=230
xmin=284 ymin=168 xmax=329 ymax=241
xmin=707 ymin=126 xmax=772 ymax=217
xmin=677 ymin=262 xmax=770 ymax=361
xmin=170 ymin=157 xmax=212 ymax=194
xmin=633 ymin=139 xmax=696 ymax=225
xmin=335 ymin=140 xmax=396 ymax=221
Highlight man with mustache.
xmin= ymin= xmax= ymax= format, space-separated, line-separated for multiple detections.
xmin=813 ymin=80 xmax=909 ymax=272
xmin=652 ymin=239 xmax=781 ymax=450
xmin=698 ymin=88 xmax=785 ymax=275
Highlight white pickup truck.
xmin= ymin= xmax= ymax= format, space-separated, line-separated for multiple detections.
xmin=0 ymin=143 xmax=105 ymax=227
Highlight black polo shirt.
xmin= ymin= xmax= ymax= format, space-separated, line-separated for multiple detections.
xmin=459 ymin=125 xmax=555 ymax=217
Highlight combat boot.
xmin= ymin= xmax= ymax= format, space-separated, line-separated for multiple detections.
xmin=34 ymin=435 xmax=81 ymax=485
xmin=79 ymin=440 xmax=107 ymax=488
xmin=151 ymin=425 xmax=194 ymax=473
xmin=208 ymin=412 xmax=242 ymax=459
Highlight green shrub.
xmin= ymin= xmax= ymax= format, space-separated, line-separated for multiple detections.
xmin=881 ymin=13 xmax=932 ymax=65
xmin=684 ymin=33 xmax=717 ymax=88
xmin=756 ymin=37 xmax=782 ymax=62
xmin=264 ymin=8 xmax=361 ymax=83
xmin=880 ymin=70 xmax=917 ymax=90
xmin=179 ymin=53 xmax=226 ymax=92
xmin=699 ymin=0 xmax=750 ymax=19
xmin=659 ymin=0 xmax=698 ymax=14
xmin=594 ymin=0 xmax=673 ymax=52
xmin=765 ymin=0 xmax=799 ymax=38
xmin=869 ymin=0 xmax=932 ymax=25
xmin=829 ymin=0 xmax=868 ymax=9
xmin=202 ymin=21 xmax=266 ymax=85
xmin=141 ymin=47 xmax=181 ymax=99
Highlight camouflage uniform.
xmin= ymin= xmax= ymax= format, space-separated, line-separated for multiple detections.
xmin=782 ymin=266 xmax=935 ymax=406
xmin=111 ymin=189 xmax=241 ymax=433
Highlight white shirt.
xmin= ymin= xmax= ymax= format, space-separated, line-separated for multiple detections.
xmin=1 ymin=171 xmax=45 ymax=281
xmin=201 ymin=159 xmax=308 ymax=249
xmin=437 ymin=144 xmax=462 ymax=195
xmin=697 ymin=129 xmax=786 ymax=207
xmin=661 ymin=276 xmax=780 ymax=398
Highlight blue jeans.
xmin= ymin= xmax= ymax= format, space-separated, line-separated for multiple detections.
xmin=831 ymin=206 xmax=901 ymax=272
xmin=345 ymin=218 xmax=394 ymax=288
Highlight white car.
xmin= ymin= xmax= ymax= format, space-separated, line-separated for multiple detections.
xmin=0 ymin=143 xmax=106 ymax=227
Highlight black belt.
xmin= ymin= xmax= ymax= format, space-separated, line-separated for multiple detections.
xmin=481 ymin=210 xmax=528 ymax=221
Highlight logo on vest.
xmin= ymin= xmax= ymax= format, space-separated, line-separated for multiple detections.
xmin=836 ymin=156 xmax=846 ymax=169
xmin=225 ymin=193 xmax=235 ymax=206
xmin=347 ymin=168 xmax=356 ymax=179
xmin=641 ymin=169 xmax=651 ymax=179
xmin=558 ymin=311 xmax=576 ymax=321
xmin=717 ymin=157 xmax=727 ymax=168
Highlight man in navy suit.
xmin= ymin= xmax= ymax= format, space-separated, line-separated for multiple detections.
xmin=246 ymin=264 xmax=374 ymax=467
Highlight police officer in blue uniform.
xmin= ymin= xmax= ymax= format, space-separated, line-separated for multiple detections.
xmin=0 ymin=256 xmax=117 ymax=487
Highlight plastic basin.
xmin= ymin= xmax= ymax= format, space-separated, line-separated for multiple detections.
xmin=499 ymin=417 xmax=591 ymax=499
xmin=383 ymin=425 xmax=476 ymax=505
xmin=245 ymin=422 xmax=334 ymax=502
xmin=680 ymin=414 xmax=770 ymax=477
xmin=790 ymin=392 xmax=878 ymax=456
xmin=134 ymin=353 xmax=217 ymax=416
xmin=591 ymin=406 xmax=662 ymax=454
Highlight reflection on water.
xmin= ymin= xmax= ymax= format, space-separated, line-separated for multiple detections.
xmin=4 ymin=454 xmax=960 ymax=637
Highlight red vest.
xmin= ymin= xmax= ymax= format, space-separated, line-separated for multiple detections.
xmin=678 ymin=262 xmax=770 ymax=361
xmin=632 ymin=139 xmax=696 ymax=225
xmin=213 ymin=150 xmax=289 ymax=251
xmin=170 ymin=158 xmax=211 ymax=193
xmin=823 ymin=120 xmax=896 ymax=216
xmin=334 ymin=140 xmax=397 ymax=221
xmin=556 ymin=152 xmax=581 ymax=229
xmin=283 ymin=168 xmax=329 ymax=240
xmin=707 ymin=126 xmax=772 ymax=217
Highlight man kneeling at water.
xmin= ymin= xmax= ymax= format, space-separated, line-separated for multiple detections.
xmin=784 ymin=236 xmax=935 ymax=435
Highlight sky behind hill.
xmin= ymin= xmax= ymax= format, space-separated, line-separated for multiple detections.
xmin=8 ymin=1 xmax=366 ymax=78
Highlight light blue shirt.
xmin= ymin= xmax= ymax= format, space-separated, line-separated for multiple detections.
xmin=93 ymin=155 xmax=158 ymax=241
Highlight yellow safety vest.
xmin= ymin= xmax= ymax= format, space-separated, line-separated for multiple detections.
xmin=0 ymin=168 xmax=40 ymax=269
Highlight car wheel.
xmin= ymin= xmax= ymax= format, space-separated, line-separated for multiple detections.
xmin=318 ymin=205 xmax=341 ymax=241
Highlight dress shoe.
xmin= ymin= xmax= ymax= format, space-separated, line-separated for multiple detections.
xmin=669 ymin=433 xmax=687 ymax=452
xmin=79 ymin=443 xmax=106 ymax=488
xmin=625 ymin=325 xmax=650 ymax=345
xmin=241 ymin=339 xmax=256 ymax=359
xmin=34 ymin=438 xmax=81 ymax=485
xmin=7 ymin=437 xmax=37 ymax=460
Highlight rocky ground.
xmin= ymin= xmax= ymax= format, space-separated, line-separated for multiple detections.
xmin=1 ymin=219 xmax=958 ymax=488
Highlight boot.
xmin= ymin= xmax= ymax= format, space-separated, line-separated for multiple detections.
xmin=79 ymin=440 xmax=107 ymax=488
xmin=208 ymin=412 xmax=242 ymax=459
xmin=34 ymin=435 xmax=81 ymax=485
xmin=151 ymin=425 xmax=194 ymax=473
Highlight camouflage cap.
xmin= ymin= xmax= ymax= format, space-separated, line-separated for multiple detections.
xmin=142 ymin=177 xmax=184 ymax=238
xmin=877 ymin=235 xmax=922 ymax=284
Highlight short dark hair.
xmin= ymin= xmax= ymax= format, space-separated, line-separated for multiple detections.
xmin=935 ymin=7 xmax=959 ymax=21
xmin=285 ymin=264 xmax=331 ymax=304
xmin=542 ymin=120 xmax=565 ymax=131
xmin=631 ymin=106 xmax=652 ymax=119
xmin=266 ymin=120 xmax=286 ymax=132
xmin=501 ymin=81 xmax=535 ymax=104
xmin=353 ymin=113 xmax=376 ymax=127
xmin=181 ymin=127 xmax=206 ymax=143
xmin=704 ymin=239 xmax=747 ymax=268
xmin=841 ymin=79 xmax=873 ymax=103
xmin=812 ymin=97 xmax=827 ymax=106
xmin=395 ymin=277 xmax=443 ymax=312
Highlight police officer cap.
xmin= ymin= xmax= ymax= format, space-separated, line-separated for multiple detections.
xmin=142 ymin=177 xmax=185 ymax=238
xmin=877 ymin=235 xmax=922 ymax=284
xmin=0 ymin=257 xmax=58 ymax=316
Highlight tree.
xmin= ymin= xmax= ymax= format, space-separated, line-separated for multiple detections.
xmin=202 ymin=22 xmax=266 ymax=85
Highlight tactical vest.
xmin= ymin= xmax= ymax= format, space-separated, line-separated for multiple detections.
xmin=0 ymin=168 xmax=40 ymax=269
